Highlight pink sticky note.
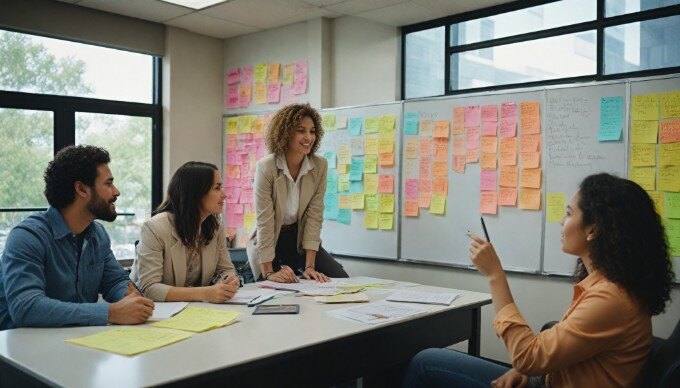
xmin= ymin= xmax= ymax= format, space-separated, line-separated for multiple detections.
xmin=227 ymin=67 xmax=240 ymax=85
xmin=419 ymin=158 xmax=433 ymax=179
xmin=241 ymin=66 xmax=253 ymax=84
xmin=502 ymin=102 xmax=517 ymax=120
xmin=481 ymin=105 xmax=498 ymax=123
xmin=240 ymin=188 xmax=254 ymax=204
xmin=482 ymin=121 xmax=497 ymax=136
xmin=226 ymin=135 xmax=238 ymax=149
xmin=227 ymin=86 xmax=239 ymax=109
xmin=480 ymin=191 xmax=498 ymax=214
xmin=294 ymin=60 xmax=308 ymax=80
xmin=226 ymin=187 xmax=240 ymax=204
xmin=464 ymin=106 xmax=480 ymax=127
xmin=405 ymin=179 xmax=419 ymax=199
xmin=226 ymin=152 xmax=241 ymax=165
xmin=480 ymin=170 xmax=497 ymax=191
xmin=225 ymin=178 xmax=238 ymax=188
xmin=466 ymin=127 xmax=481 ymax=150
xmin=267 ymin=83 xmax=281 ymax=103
xmin=378 ymin=174 xmax=394 ymax=193
xmin=292 ymin=78 xmax=307 ymax=95
xmin=282 ymin=84 xmax=298 ymax=104
xmin=500 ymin=118 xmax=517 ymax=138
xmin=239 ymin=84 xmax=251 ymax=108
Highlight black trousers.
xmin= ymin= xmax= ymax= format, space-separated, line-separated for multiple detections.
xmin=271 ymin=227 xmax=348 ymax=278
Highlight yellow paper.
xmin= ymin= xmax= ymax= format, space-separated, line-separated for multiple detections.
xmin=364 ymin=174 xmax=378 ymax=194
xmin=419 ymin=119 xmax=433 ymax=136
xmin=429 ymin=194 xmax=446 ymax=215
xmin=339 ymin=194 xmax=352 ymax=209
xmin=337 ymin=145 xmax=351 ymax=165
xmin=364 ymin=211 xmax=379 ymax=229
xmin=379 ymin=194 xmax=394 ymax=213
xmin=282 ymin=64 xmax=295 ymax=84
xmin=659 ymin=165 xmax=680 ymax=192
xmin=378 ymin=115 xmax=396 ymax=132
xmin=629 ymin=166 xmax=656 ymax=191
xmin=661 ymin=91 xmax=680 ymax=118
xmin=379 ymin=213 xmax=394 ymax=230
xmin=254 ymin=62 xmax=268 ymax=82
xmin=659 ymin=142 xmax=680 ymax=166
xmin=268 ymin=63 xmax=280 ymax=84
xmin=238 ymin=115 xmax=253 ymax=134
xmin=151 ymin=307 xmax=239 ymax=333
xmin=365 ymin=117 xmax=379 ymax=133
xmin=405 ymin=137 xmax=418 ymax=159
xmin=363 ymin=155 xmax=378 ymax=174
xmin=630 ymin=144 xmax=657 ymax=167
xmin=66 ymin=328 xmax=192 ymax=356
xmin=338 ymin=174 xmax=349 ymax=192
xmin=226 ymin=118 xmax=239 ymax=134
xmin=337 ymin=164 xmax=348 ymax=174
xmin=379 ymin=137 xmax=395 ymax=153
xmin=322 ymin=114 xmax=336 ymax=130
xmin=351 ymin=194 xmax=365 ymax=210
xmin=254 ymin=82 xmax=267 ymax=104
xmin=630 ymin=120 xmax=658 ymax=144
xmin=365 ymin=194 xmax=379 ymax=211
xmin=243 ymin=212 xmax=255 ymax=228
xmin=365 ymin=135 xmax=379 ymax=155
xmin=518 ymin=188 xmax=541 ymax=210
xmin=631 ymin=94 xmax=659 ymax=121
xmin=546 ymin=192 xmax=566 ymax=222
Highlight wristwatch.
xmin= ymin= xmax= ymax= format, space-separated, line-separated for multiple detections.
xmin=264 ymin=271 xmax=275 ymax=280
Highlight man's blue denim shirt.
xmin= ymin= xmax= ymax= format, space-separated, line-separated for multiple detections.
xmin=0 ymin=207 xmax=129 ymax=330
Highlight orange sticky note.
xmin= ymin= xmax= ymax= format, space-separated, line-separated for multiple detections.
xmin=434 ymin=138 xmax=448 ymax=163
xmin=480 ymin=191 xmax=497 ymax=214
xmin=520 ymin=152 xmax=540 ymax=168
xmin=452 ymin=107 xmax=465 ymax=135
xmin=520 ymin=102 xmax=541 ymax=134
xmin=520 ymin=168 xmax=542 ymax=189
xmin=378 ymin=174 xmax=394 ymax=193
xmin=519 ymin=188 xmax=541 ymax=210
xmin=433 ymin=177 xmax=448 ymax=196
xmin=379 ymin=153 xmax=394 ymax=167
xmin=521 ymin=134 xmax=541 ymax=153
xmin=498 ymin=187 xmax=517 ymax=206
xmin=419 ymin=192 xmax=432 ymax=208
xmin=481 ymin=137 xmax=498 ymax=154
xmin=500 ymin=137 xmax=518 ymax=166
xmin=433 ymin=161 xmax=447 ymax=177
xmin=660 ymin=120 xmax=680 ymax=144
xmin=452 ymin=155 xmax=466 ymax=173
xmin=434 ymin=120 xmax=450 ymax=138
xmin=404 ymin=200 xmax=419 ymax=217
xmin=226 ymin=165 xmax=241 ymax=179
xmin=453 ymin=137 xmax=466 ymax=155
xmin=419 ymin=179 xmax=433 ymax=193
xmin=419 ymin=138 xmax=433 ymax=157
xmin=420 ymin=158 xmax=433 ymax=179
xmin=481 ymin=153 xmax=497 ymax=170
xmin=405 ymin=137 xmax=418 ymax=159
xmin=499 ymin=166 xmax=518 ymax=187
xmin=466 ymin=148 xmax=479 ymax=163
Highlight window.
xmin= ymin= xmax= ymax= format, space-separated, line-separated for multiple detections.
xmin=403 ymin=0 xmax=680 ymax=97
xmin=404 ymin=27 xmax=445 ymax=99
xmin=0 ymin=29 xmax=162 ymax=260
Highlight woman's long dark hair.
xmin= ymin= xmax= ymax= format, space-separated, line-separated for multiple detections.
xmin=574 ymin=173 xmax=674 ymax=315
xmin=153 ymin=161 xmax=220 ymax=250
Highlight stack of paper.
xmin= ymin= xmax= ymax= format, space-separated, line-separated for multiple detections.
xmin=327 ymin=301 xmax=428 ymax=324
xmin=386 ymin=290 xmax=459 ymax=306
xmin=150 ymin=302 xmax=189 ymax=320
xmin=314 ymin=292 xmax=369 ymax=304
xmin=151 ymin=307 xmax=239 ymax=333
xmin=66 ymin=328 xmax=192 ymax=356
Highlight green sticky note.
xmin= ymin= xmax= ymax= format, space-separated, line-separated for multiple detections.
xmin=665 ymin=192 xmax=680 ymax=219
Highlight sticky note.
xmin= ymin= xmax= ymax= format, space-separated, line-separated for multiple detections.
xmin=364 ymin=211 xmax=379 ymax=229
xmin=466 ymin=148 xmax=479 ymax=164
xmin=661 ymin=91 xmax=680 ymax=118
xmin=664 ymin=192 xmax=680 ymax=219
xmin=379 ymin=115 xmax=396 ymax=132
xmin=481 ymin=105 xmax=498 ymax=122
xmin=660 ymin=143 xmax=680 ymax=166
xmin=546 ymin=192 xmax=566 ymax=222
xmin=65 ymin=328 xmax=192 ymax=356
xmin=480 ymin=191 xmax=497 ymax=214
xmin=404 ymin=200 xmax=419 ymax=217
xmin=482 ymin=121 xmax=497 ymax=136
xmin=350 ymin=181 xmax=364 ymax=194
xmin=660 ymin=120 xmax=680 ymax=144
xmin=599 ymin=96 xmax=623 ymax=141
xmin=365 ymin=194 xmax=379 ymax=211
xmin=419 ymin=192 xmax=432 ymax=208
xmin=433 ymin=177 xmax=448 ymax=196
xmin=380 ymin=194 xmax=395 ymax=213
xmin=282 ymin=63 xmax=295 ymax=84
xmin=365 ymin=135 xmax=379 ymax=155
xmin=434 ymin=120 xmax=450 ymax=138
xmin=338 ymin=174 xmax=350 ymax=192
xmin=267 ymin=63 xmax=280 ymax=84
xmin=404 ymin=112 xmax=419 ymax=135
xmin=254 ymin=62 xmax=268 ymax=82
xmin=481 ymin=170 xmax=497 ymax=191
xmin=502 ymin=102 xmax=517 ymax=120
xmin=254 ymin=82 xmax=267 ymax=104
xmin=520 ymin=168 xmax=542 ymax=189
xmin=631 ymin=94 xmax=659 ymax=121
xmin=664 ymin=218 xmax=680 ymax=256
xmin=432 ymin=161 xmax=447 ymax=177
xmin=434 ymin=138 xmax=448 ymax=162
xmin=629 ymin=166 xmax=656 ymax=191
xmin=419 ymin=138 xmax=433 ymax=157
xmin=518 ymin=188 xmax=541 ymax=210
xmin=521 ymin=134 xmax=541 ymax=153
xmin=520 ymin=152 xmax=540 ymax=168
xmin=659 ymin=165 xmax=680 ymax=192
xmin=379 ymin=137 xmax=395 ymax=154
xmin=349 ymin=117 xmax=363 ymax=136
xmin=323 ymin=151 xmax=337 ymax=169
xmin=364 ymin=173 xmax=378 ymax=194
xmin=498 ymin=187 xmax=517 ymax=206
xmin=336 ymin=117 xmax=348 ymax=129
xmin=481 ymin=153 xmax=497 ymax=170
xmin=339 ymin=194 xmax=352 ymax=209
xmin=349 ymin=158 xmax=364 ymax=181
xmin=405 ymin=137 xmax=418 ymax=159
xmin=351 ymin=137 xmax=365 ymax=156
xmin=337 ymin=164 xmax=348 ymax=174
xmin=324 ymin=193 xmax=338 ymax=220
xmin=481 ymin=137 xmax=498 ymax=154
xmin=429 ymin=194 xmax=446 ymax=215
xmin=452 ymin=155 xmax=466 ymax=173
xmin=420 ymin=120 xmax=433 ymax=136
xmin=648 ymin=191 xmax=663 ymax=215
xmin=337 ymin=209 xmax=351 ymax=225
xmin=351 ymin=194 xmax=365 ymax=210
xmin=365 ymin=117 xmax=379 ymax=133
xmin=520 ymin=102 xmax=541 ymax=134
xmin=500 ymin=118 xmax=517 ymax=138
xmin=500 ymin=137 xmax=518 ymax=166
xmin=322 ymin=114 xmax=336 ymax=130
xmin=406 ymin=178 xmax=419 ymax=199
xmin=152 ymin=307 xmax=239 ymax=333
xmin=466 ymin=127 xmax=481 ymax=149
xmin=378 ymin=174 xmax=394 ymax=193
xmin=338 ymin=145 xmax=351 ymax=165
xmin=420 ymin=158 xmax=432 ymax=179
xmin=452 ymin=107 xmax=464 ymax=134
xmin=452 ymin=137 xmax=465 ymax=155
xmin=379 ymin=153 xmax=394 ymax=167
xmin=631 ymin=144 xmax=656 ymax=167
xmin=379 ymin=213 xmax=393 ymax=230
xmin=464 ymin=106 xmax=480 ymax=127
xmin=631 ymin=120 xmax=659 ymax=144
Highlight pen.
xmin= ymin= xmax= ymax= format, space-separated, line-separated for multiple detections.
xmin=129 ymin=280 xmax=145 ymax=298
xmin=480 ymin=216 xmax=491 ymax=242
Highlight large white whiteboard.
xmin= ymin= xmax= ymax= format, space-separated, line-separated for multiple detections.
xmin=401 ymin=90 xmax=545 ymax=272
xmin=318 ymin=102 xmax=402 ymax=260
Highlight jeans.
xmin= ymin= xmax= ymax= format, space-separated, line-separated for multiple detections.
xmin=403 ymin=348 xmax=509 ymax=388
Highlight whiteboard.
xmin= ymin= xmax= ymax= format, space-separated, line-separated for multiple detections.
xmin=401 ymin=90 xmax=545 ymax=272
xmin=318 ymin=102 xmax=402 ymax=260
xmin=542 ymin=82 xmax=628 ymax=275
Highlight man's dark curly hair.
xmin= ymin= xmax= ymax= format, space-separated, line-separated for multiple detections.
xmin=44 ymin=145 xmax=111 ymax=209
xmin=574 ymin=173 xmax=674 ymax=316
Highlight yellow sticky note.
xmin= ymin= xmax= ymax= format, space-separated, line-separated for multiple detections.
xmin=365 ymin=194 xmax=378 ymax=211
xmin=630 ymin=121 xmax=658 ymax=144
xmin=255 ymin=82 xmax=267 ymax=104
xmin=429 ymin=194 xmax=446 ymax=215
xmin=379 ymin=194 xmax=394 ymax=213
xmin=659 ymin=165 xmax=680 ymax=192
xmin=243 ymin=212 xmax=255 ymax=228
xmin=631 ymin=144 xmax=657 ymax=167
xmin=379 ymin=213 xmax=394 ymax=230
xmin=518 ymin=188 xmax=541 ymax=210
xmin=66 ymin=328 xmax=192 ymax=356
xmin=337 ymin=145 xmax=351 ymax=165
xmin=268 ymin=63 xmax=280 ymax=84
xmin=363 ymin=155 xmax=378 ymax=174
xmin=364 ymin=211 xmax=379 ymax=229
xmin=379 ymin=115 xmax=396 ymax=133
xmin=226 ymin=118 xmax=239 ymax=134
xmin=364 ymin=173 xmax=378 ymax=194
xmin=546 ymin=192 xmax=566 ymax=222
xmin=339 ymin=194 xmax=352 ymax=209
xmin=322 ymin=114 xmax=336 ymax=130
xmin=254 ymin=62 xmax=268 ymax=82
xmin=151 ymin=307 xmax=239 ymax=333
xmin=648 ymin=191 xmax=664 ymax=215
xmin=238 ymin=115 xmax=253 ymax=134
xmin=351 ymin=194 xmax=365 ymax=210
xmin=659 ymin=142 xmax=680 ymax=166
xmin=379 ymin=137 xmax=395 ymax=153
xmin=629 ymin=166 xmax=656 ymax=191
xmin=631 ymin=94 xmax=659 ymax=121
xmin=405 ymin=137 xmax=418 ymax=159
xmin=661 ymin=91 xmax=680 ymax=118
xmin=282 ymin=63 xmax=295 ymax=84
xmin=365 ymin=117 xmax=379 ymax=133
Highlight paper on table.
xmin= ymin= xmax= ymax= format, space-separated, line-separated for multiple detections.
xmin=315 ymin=293 xmax=369 ymax=304
xmin=327 ymin=301 xmax=428 ymax=324
xmin=150 ymin=302 xmax=189 ymax=320
xmin=386 ymin=290 xmax=460 ymax=306
xmin=151 ymin=307 xmax=239 ymax=333
xmin=66 ymin=328 xmax=192 ymax=356
xmin=224 ymin=289 xmax=286 ymax=304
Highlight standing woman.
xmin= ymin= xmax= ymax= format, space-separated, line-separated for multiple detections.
xmin=247 ymin=104 xmax=348 ymax=283
xmin=404 ymin=173 xmax=674 ymax=387
xmin=132 ymin=162 xmax=239 ymax=303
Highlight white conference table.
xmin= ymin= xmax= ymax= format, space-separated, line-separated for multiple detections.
xmin=0 ymin=282 xmax=491 ymax=388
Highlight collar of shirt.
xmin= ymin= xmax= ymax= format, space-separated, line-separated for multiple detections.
xmin=276 ymin=154 xmax=315 ymax=183
xmin=47 ymin=206 xmax=95 ymax=240
xmin=573 ymin=269 xmax=606 ymax=300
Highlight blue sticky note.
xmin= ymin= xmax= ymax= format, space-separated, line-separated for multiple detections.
xmin=348 ymin=118 xmax=363 ymax=136
xmin=323 ymin=150 xmax=337 ymax=168
xmin=349 ymin=158 xmax=364 ymax=181
xmin=323 ymin=192 xmax=339 ymax=220
xmin=350 ymin=181 xmax=364 ymax=194
xmin=404 ymin=112 xmax=419 ymax=135
xmin=598 ymin=96 xmax=623 ymax=141
xmin=337 ymin=209 xmax=351 ymax=225
xmin=327 ymin=170 xmax=338 ymax=193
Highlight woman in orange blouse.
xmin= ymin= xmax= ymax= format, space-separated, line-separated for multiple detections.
xmin=404 ymin=173 xmax=674 ymax=387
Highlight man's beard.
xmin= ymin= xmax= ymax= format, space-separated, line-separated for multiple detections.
xmin=87 ymin=193 xmax=117 ymax=222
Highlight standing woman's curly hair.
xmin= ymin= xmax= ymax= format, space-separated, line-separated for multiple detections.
xmin=574 ymin=173 xmax=674 ymax=315
xmin=265 ymin=103 xmax=324 ymax=155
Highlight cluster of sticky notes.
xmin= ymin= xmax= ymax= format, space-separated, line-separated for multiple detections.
xmin=322 ymin=114 xmax=397 ymax=230
xmin=66 ymin=328 xmax=193 ymax=356
xmin=224 ymin=114 xmax=269 ymax=230
xmin=226 ymin=60 xmax=307 ymax=109
xmin=629 ymin=91 xmax=680 ymax=256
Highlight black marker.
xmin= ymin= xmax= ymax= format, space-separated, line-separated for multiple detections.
xmin=480 ymin=216 xmax=490 ymax=242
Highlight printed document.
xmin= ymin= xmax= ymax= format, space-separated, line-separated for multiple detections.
xmin=386 ymin=290 xmax=460 ymax=306
xmin=327 ymin=301 xmax=428 ymax=324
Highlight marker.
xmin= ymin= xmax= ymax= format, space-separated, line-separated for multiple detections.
xmin=129 ymin=280 xmax=145 ymax=298
xmin=480 ymin=216 xmax=490 ymax=242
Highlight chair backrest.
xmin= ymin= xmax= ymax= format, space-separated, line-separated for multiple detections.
xmin=640 ymin=317 xmax=680 ymax=388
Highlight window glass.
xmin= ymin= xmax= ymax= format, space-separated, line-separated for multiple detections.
xmin=604 ymin=14 xmax=680 ymax=74
xmin=451 ymin=0 xmax=595 ymax=45
xmin=0 ymin=29 xmax=153 ymax=103
xmin=605 ymin=0 xmax=680 ymax=17
xmin=451 ymin=31 xmax=597 ymax=90
xmin=405 ymin=27 xmax=445 ymax=99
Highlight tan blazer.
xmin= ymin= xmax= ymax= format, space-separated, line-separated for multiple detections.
xmin=247 ymin=153 xmax=327 ymax=280
xmin=131 ymin=212 xmax=235 ymax=301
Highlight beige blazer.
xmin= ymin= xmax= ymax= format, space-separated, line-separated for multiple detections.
xmin=247 ymin=153 xmax=327 ymax=280
xmin=131 ymin=212 xmax=235 ymax=301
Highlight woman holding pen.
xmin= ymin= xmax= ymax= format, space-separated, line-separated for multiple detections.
xmin=404 ymin=173 xmax=674 ymax=387
xmin=247 ymin=104 xmax=348 ymax=283
xmin=132 ymin=161 xmax=239 ymax=303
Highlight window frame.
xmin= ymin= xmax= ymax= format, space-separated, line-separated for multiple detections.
xmin=401 ymin=0 xmax=680 ymax=98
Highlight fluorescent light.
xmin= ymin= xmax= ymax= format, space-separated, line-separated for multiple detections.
xmin=161 ymin=0 xmax=229 ymax=10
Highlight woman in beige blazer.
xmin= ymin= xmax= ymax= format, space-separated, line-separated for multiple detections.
xmin=247 ymin=104 xmax=348 ymax=283
xmin=132 ymin=161 xmax=239 ymax=302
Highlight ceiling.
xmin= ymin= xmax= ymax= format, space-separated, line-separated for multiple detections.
xmin=55 ymin=0 xmax=514 ymax=39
